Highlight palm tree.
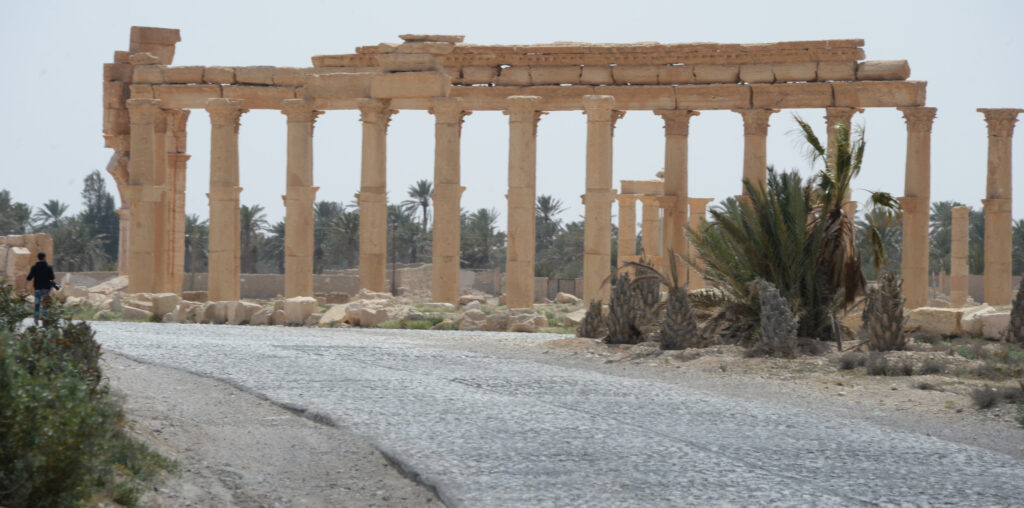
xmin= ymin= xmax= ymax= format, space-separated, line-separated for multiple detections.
xmin=461 ymin=208 xmax=506 ymax=269
xmin=32 ymin=199 xmax=70 ymax=230
xmin=535 ymin=194 xmax=565 ymax=252
xmin=928 ymin=200 xmax=965 ymax=274
xmin=239 ymin=204 xmax=269 ymax=273
xmin=856 ymin=204 xmax=902 ymax=279
xmin=401 ymin=179 xmax=433 ymax=231
xmin=185 ymin=214 xmax=209 ymax=274
xmin=0 ymin=190 xmax=33 ymax=235
xmin=261 ymin=220 xmax=286 ymax=273
xmin=313 ymin=201 xmax=344 ymax=272
xmin=50 ymin=217 xmax=108 ymax=271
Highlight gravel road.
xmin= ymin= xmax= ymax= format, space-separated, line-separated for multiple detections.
xmin=94 ymin=322 xmax=1024 ymax=507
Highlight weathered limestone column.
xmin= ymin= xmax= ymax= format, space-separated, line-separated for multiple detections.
xmin=582 ymin=95 xmax=621 ymax=304
xmin=151 ymin=110 xmax=173 ymax=292
xmin=282 ymin=99 xmax=321 ymax=298
xmin=167 ymin=153 xmax=190 ymax=294
xmin=431 ymin=98 xmax=469 ymax=304
xmin=639 ymin=195 xmax=661 ymax=258
xmin=733 ymin=109 xmax=778 ymax=194
xmin=357 ymin=99 xmax=395 ymax=293
xmin=979 ymin=108 xmax=1023 ymax=305
xmin=616 ymin=194 xmax=637 ymax=267
xmin=654 ymin=109 xmax=698 ymax=274
xmin=116 ymin=207 xmax=130 ymax=276
xmin=825 ymin=107 xmax=863 ymax=216
xmin=504 ymin=96 xmax=543 ymax=309
xmin=950 ymin=205 xmax=969 ymax=307
xmin=897 ymin=107 xmax=937 ymax=309
xmin=687 ymin=197 xmax=714 ymax=289
xmin=205 ymin=98 xmax=246 ymax=302
xmin=126 ymin=99 xmax=162 ymax=294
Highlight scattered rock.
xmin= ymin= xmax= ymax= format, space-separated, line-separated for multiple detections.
xmin=905 ymin=307 xmax=963 ymax=337
xmin=272 ymin=309 xmax=288 ymax=326
xmin=419 ymin=302 xmax=455 ymax=313
xmin=981 ymin=312 xmax=1010 ymax=338
xmin=284 ymin=297 xmax=318 ymax=326
xmin=304 ymin=313 xmax=322 ymax=327
xmin=465 ymin=300 xmax=481 ymax=311
xmin=249 ymin=308 xmax=274 ymax=326
xmin=88 ymin=275 xmax=129 ymax=296
xmin=459 ymin=294 xmax=487 ymax=306
xmin=563 ymin=309 xmax=588 ymax=326
xmin=121 ymin=305 xmax=151 ymax=321
xmin=484 ymin=311 xmax=510 ymax=332
xmin=151 ymin=293 xmax=181 ymax=316
xmin=352 ymin=288 xmax=394 ymax=302
xmin=555 ymin=292 xmax=581 ymax=304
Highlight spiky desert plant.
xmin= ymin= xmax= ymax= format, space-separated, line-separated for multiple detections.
xmin=862 ymin=272 xmax=907 ymax=351
xmin=624 ymin=251 xmax=702 ymax=350
xmin=633 ymin=257 xmax=661 ymax=312
xmin=753 ymin=278 xmax=799 ymax=358
xmin=1007 ymin=277 xmax=1024 ymax=344
xmin=576 ymin=299 xmax=605 ymax=339
xmin=603 ymin=272 xmax=644 ymax=345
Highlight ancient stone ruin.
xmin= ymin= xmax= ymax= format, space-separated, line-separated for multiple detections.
xmin=102 ymin=26 xmax=1019 ymax=309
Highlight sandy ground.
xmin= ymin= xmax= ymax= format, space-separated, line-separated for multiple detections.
xmin=103 ymin=353 xmax=441 ymax=508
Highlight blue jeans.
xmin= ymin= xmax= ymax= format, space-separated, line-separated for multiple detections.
xmin=33 ymin=289 xmax=49 ymax=318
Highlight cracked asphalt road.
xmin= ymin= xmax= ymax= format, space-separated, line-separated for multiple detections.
xmin=93 ymin=322 xmax=1024 ymax=507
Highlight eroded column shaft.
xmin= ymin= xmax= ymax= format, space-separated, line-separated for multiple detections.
xmin=979 ymin=108 xmax=1022 ymax=305
xmin=505 ymin=96 xmax=542 ymax=309
xmin=898 ymin=107 xmax=937 ymax=309
xmin=582 ymin=95 xmax=619 ymax=304
xmin=655 ymin=110 xmax=698 ymax=276
xmin=734 ymin=109 xmax=777 ymax=194
xmin=950 ymin=206 xmax=969 ymax=307
xmin=616 ymin=195 xmax=637 ymax=267
xmin=283 ymin=99 xmax=321 ymax=298
xmin=205 ymin=98 xmax=245 ymax=302
xmin=431 ymin=98 xmax=468 ymax=304
xmin=126 ymin=99 xmax=161 ymax=294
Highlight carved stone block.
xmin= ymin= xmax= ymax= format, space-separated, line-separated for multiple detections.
xmin=740 ymin=64 xmax=774 ymax=83
xmin=164 ymin=66 xmax=205 ymax=84
xmin=817 ymin=61 xmax=855 ymax=81
xmin=497 ymin=67 xmax=531 ymax=86
xmin=132 ymin=65 xmax=165 ymax=84
xmin=529 ymin=66 xmax=581 ymax=85
xmin=234 ymin=66 xmax=277 ymax=85
xmin=856 ymin=60 xmax=910 ymax=81
xmin=612 ymin=65 xmax=660 ymax=85
xmin=658 ymin=65 xmax=694 ymax=84
xmin=222 ymin=85 xmax=296 ymax=109
xmin=772 ymin=62 xmax=817 ymax=82
xmin=693 ymin=64 xmax=740 ymax=84
xmin=580 ymin=66 xmax=613 ymax=85
xmin=461 ymin=66 xmax=498 ymax=84
xmin=204 ymin=66 xmax=235 ymax=84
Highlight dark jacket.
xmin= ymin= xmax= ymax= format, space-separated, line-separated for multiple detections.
xmin=27 ymin=261 xmax=55 ymax=291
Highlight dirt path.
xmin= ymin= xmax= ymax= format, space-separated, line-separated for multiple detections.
xmin=102 ymin=352 xmax=442 ymax=508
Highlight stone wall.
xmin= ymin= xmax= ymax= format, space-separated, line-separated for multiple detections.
xmin=932 ymin=273 xmax=1021 ymax=305
xmin=0 ymin=234 xmax=54 ymax=294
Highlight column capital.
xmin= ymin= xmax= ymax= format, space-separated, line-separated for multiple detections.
xmin=504 ymin=95 xmax=546 ymax=127
xmin=654 ymin=109 xmax=700 ymax=136
xmin=205 ymin=98 xmax=247 ymax=128
xmin=616 ymin=193 xmax=638 ymax=205
xmin=733 ymin=108 xmax=778 ymax=136
xmin=126 ymin=98 xmax=162 ymax=124
xmin=977 ymin=108 xmax=1024 ymax=138
xmin=167 ymin=153 xmax=191 ymax=168
xmin=430 ymin=97 xmax=469 ymax=125
xmin=898 ymin=107 xmax=937 ymax=133
xmin=638 ymin=194 xmax=663 ymax=207
xmin=282 ymin=98 xmax=322 ymax=124
xmin=824 ymin=107 xmax=864 ymax=125
xmin=688 ymin=197 xmax=715 ymax=210
xmin=357 ymin=98 xmax=398 ymax=128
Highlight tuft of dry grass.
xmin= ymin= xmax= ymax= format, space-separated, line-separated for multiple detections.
xmin=837 ymin=352 xmax=866 ymax=370
xmin=971 ymin=386 xmax=1000 ymax=409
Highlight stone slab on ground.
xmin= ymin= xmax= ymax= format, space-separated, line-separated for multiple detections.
xmin=102 ymin=352 xmax=439 ymax=507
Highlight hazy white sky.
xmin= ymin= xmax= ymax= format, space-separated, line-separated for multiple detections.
xmin=1 ymin=0 xmax=1022 ymax=230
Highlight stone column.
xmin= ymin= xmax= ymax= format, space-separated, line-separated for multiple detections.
xmin=281 ymin=99 xmax=321 ymax=298
xmin=150 ymin=110 xmax=173 ymax=292
xmin=733 ymin=108 xmax=778 ymax=194
xmin=504 ymin=96 xmax=543 ymax=309
xmin=687 ymin=197 xmax=714 ymax=289
xmin=126 ymin=99 xmax=162 ymax=294
xmin=167 ymin=153 xmax=190 ymax=294
xmin=357 ymin=99 xmax=395 ymax=293
xmin=654 ymin=109 xmax=698 ymax=275
xmin=979 ymin=108 xmax=1023 ymax=305
xmin=582 ymin=95 xmax=621 ymax=304
xmin=205 ymin=98 xmax=246 ymax=302
xmin=950 ymin=205 xmax=969 ymax=307
xmin=616 ymin=194 xmax=637 ymax=267
xmin=431 ymin=98 xmax=469 ymax=304
xmin=897 ymin=107 xmax=937 ymax=309
xmin=639 ymin=195 xmax=661 ymax=258
xmin=116 ymin=207 xmax=130 ymax=276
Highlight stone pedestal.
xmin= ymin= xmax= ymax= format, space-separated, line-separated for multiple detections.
xmin=431 ymin=98 xmax=468 ymax=304
xmin=582 ymin=95 xmax=620 ymax=304
xmin=687 ymin=197 xmax=714 ymax=289
xmin=979 ymin=108 xmax=1022 ymax=306
xmin=734 ymin=109 xmax=777 ymax=194
xmin=504 ymin=96 xmax=543 ymax=309
xmin=126 ymin=99 xmax=162 ymax=294
xmin=282 ymin=99 xmax=321 ymax=298
xmin=205 ymin=98 xmax=246 ymax=302
xmin=898 ymin=107 xmax=936 ymax=309
xmin=616 ymin=194 xmax=637 ymax=267
xmin=655 ymin=109 xmax=698 ymax=276
xmin=950 ymin=205 xmax=969 ymax=307
xmin=639 ymin=195 xmax=661 ymax=258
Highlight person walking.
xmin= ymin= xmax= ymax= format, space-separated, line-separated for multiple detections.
xmin=26 ymin=252 xmax=56 ymax=324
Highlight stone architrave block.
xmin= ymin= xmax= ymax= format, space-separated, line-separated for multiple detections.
xmin=817 ymin=61 xmax=856 ymax=81
xmin=285 ymin=296 xmax=318 ymax=325
xmin=121 ymin=306 xmax=151 ymax=321
xmin=739 ymin=64 xmax=774 ymax=83
xmin=981 ymin=312 xmax=1010 ymax=338
xmin=529 ymin=66 xmax=581 ymax=85
xmin=612 ymin=65 xmax=660 ymax=85
xmin=222 ymin=86 xmax=295 ymax=109
xmin=150 ymin=293 xmax=180 ymax=316
xmin=234 ymin=66 xmax=277 ymax=85
xmin=113 ymin=51 xmax=133 ymax=64
xmin=103 ymin=81 xmax=129 ymax=109
xmin=154 ymin=85 xmax=223 ymax=109
xmin=460 ymin=66 xmax=498 ymax=84
xmin=856 ymin=60 xmax=911 ymax=81
xmin=771 ymin=62 xmax=817 ymax=82
xmin=163 ymin=66 xmax=205 ymax=84
xmin=675 ymin=84 xmax=752 ymax=110
xmin=132 ymin=65 xmax=165 ymax=84
xmin=497 ymin=67 xmax=531 ymax=86
xmin=273 ymin=67 xmax=307 ymax=86
xmin=204 ymin=66 xmax=236 ymax=84
xmin=104 ymin=63 xmax=133 ymax=82
xmin=905 ymin=307 xmax=963 ymax=337
xmin=580 ymin=66 xmax=614 ymax=85
xmin=395 ymin=41 xmax=456 ymax=54
xmin=751 ymin=83 xmax=833 ymax=108
xmin=369 ymin=72 xmax=449 ymax=99
xmin=658 ymin=65 xmax=694 ymax=85
xmin=693 ymin=64 xmax=740 ymax=84
xmin=599 ymin=86 xmax=674 ymax=110
xmin=103 ymin=109 xmax=129 ymax=136
xmin=129 ymin=84 xmax=155 ymax=99
xmin=376 ymin=53 xmax=441 ymax=72
xmin=832 ymin=81 xmax=926 ymax=108
xmin=305 ymin=72 xmax=372 ymax=98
